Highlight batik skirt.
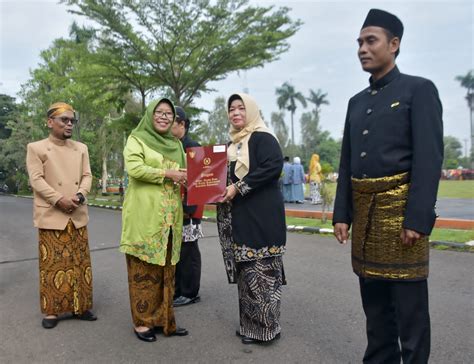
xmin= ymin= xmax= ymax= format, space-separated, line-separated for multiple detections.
xmin=217 ymin=202 xmax=285 ymax=341
xmin=125 ymin=237 xmax=177 ymax=335
xmin=38 ymin=220 xmax=93 ymax=315
xmin=237 ymin=256 xmax=284 ymax=341
xmin=310 ymin=181 xmax=321 ymax=204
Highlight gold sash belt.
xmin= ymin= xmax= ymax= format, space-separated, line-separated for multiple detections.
xmin=351 ymin=172 xmax=429 ymax=281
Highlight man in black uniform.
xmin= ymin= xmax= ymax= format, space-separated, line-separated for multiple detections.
xmin=333 ymin=9 xmax=443 ymax=364
xmin=171 ymin=106 xmax=203 ymax=307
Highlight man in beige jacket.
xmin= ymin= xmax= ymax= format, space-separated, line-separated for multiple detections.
xmin=26 ymin=102 xmax=97 ymax=329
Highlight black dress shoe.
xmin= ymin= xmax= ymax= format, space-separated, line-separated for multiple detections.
xmin=42 ymin=317 xmax=58 ymax=329
xmin=173 ymin=296 xmax=200 ymax=307
xmin=74 ymin=310 xmax=97 ymax=321
xmin=134 ymin=328 xmax=156 ymax=342
xmin=242 ymin=333 xmax=281 ymax=345
xmin=173 ymin=296 xmax=185 ymax=306
xmin=170 ymin=327 xmax=188 ymax=336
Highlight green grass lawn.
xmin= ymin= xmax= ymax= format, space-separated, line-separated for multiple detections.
xmin=87 ymin=196 xmax=122 ymax=207
xmin=429 ymin=228 xmax=474 ymax=243
xmin=203 ymin=210 xmax=473 ymax=243
xmin=305 ymin=180 xmax=474 ymax=199
xmin=437 ymin=180 xmax=474 ymax=199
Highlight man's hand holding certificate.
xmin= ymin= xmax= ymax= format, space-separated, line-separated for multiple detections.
xmin=186 ymin=145 xmax=227 ymax=205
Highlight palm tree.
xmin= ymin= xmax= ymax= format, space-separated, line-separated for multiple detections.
xmin=276 ymin=82 xmax=307 ymax=145
xmin=306 ymin=89 xmax=329 ymax=114
xmin=455 ymin=70 xmax=474 ymax=167
xmin=270 ymin=111 xmax=289 ymax=147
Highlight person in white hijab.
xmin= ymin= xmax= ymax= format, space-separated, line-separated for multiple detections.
xmin=291 ymin=156 xmax=305 ymax=203
xmin=217 ymin=93 xmax=287 ymax=345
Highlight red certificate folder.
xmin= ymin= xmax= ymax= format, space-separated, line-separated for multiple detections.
xmin=187 ymin=145 xmax=227 ymax=205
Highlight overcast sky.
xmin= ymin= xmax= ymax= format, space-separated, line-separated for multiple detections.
xmin=1 ymin=0 xmax=472 ymax=153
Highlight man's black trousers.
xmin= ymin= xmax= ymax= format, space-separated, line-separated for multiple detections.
xmin=359 ymin=277 xmax=430 ymax=364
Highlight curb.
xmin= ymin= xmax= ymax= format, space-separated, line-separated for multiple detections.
xmin=88 ymin=203 xmax=122 ymax=210
xmin=200 ymin=217 xmax=470 ymax=250
xmin=203 ymin=204 xmax=474 ymax=230
xmin=7 ymin=195 xmax=471 ymax=250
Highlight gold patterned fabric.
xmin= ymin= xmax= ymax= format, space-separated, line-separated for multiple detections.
xmin=351 ymin=172 xmax=429 ymax=281
xmin=38 ymin=220 xmax=93 ymax=315
xmin=125 ymin=237 xmax=177 ymax=335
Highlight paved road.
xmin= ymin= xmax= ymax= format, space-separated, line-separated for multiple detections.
xmin=285 ymin=198 xmax=474 ymax=220
xmin=1 ymin=195 xmax=473 ymax=363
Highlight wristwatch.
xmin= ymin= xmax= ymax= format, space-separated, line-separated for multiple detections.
xmin=76 ymin=193 xmax=85 ymax=205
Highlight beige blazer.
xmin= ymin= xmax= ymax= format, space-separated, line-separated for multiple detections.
xmin=26 ymin=135 xmax=92 ymax=230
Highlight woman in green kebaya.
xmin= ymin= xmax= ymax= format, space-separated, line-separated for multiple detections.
xmin=120 ymin=98 xmax=188 ymax=342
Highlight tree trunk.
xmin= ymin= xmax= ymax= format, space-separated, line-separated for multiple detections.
xmin=321 ymin=188 xmax=327 ymax=224
xmin=74 ymin=111 xmax=81 ymax=142
xmin=470 ymin=97 xmax=474 ymax=169
xmin=101 ymin=152 xmax=108 ymax=194
xmin=141 ymin=90 xmax=146 ymax=113
xmin=290 ymin=111 xmax=294 ymax=145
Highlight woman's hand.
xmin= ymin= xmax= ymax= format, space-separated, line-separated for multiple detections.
xmin=221 ymin=184 xmax=238 ymax=203
xmin=165 ymin=169 xmax=187 ymax=186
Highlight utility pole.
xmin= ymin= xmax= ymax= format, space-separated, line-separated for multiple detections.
xmin=242 ymin=70 xmax=249 ymax=94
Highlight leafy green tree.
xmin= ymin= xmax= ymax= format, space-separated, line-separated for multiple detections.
xmin=282 ymin=144 xmax=304 ymax=164
xmin=270 ymin=111 xmax=288 ymax=147
xmin=70 ymin=22 xmax=157 ymax=112
xmin=455 ymin=70 xmax=474 ymax=168
xmin=0 ymin=107 xmax=45 ymax=192
xmin=0 ymin=94 xmax=17 ymax=140
xmin=62 ymin=0 xmax=301 ymax=107
xmin=318 ymin=135 xmax=341 ymax=171
xmin=300 ymin=111 xmax=322 ymax=157
xmin=202 ymin=96 xmax=229 ymax=145
xmin=16 ymin=32 xmax=137 ymax=190
xmin=300 ymin=110 xmax=341 ymax=170
xmin=320 ymin=162 xmax=334 ymax=223
xmin=276 ymin=82 xmax=306 ymax=145
xmin=301 ymin=89 xmax=329 ymax=156
xmin=299 ymin=89 xmax=339 ymax=170
xmin=443 ymin=135 xmax=463 ymax=169
xmin=0 ymin=21 xmax=146 ymax=190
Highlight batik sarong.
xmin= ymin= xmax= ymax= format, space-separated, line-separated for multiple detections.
xmin=216 ymin=201 xmax=238 ymax=283
xmin=38 ymin=219 xmax=93 ymax=315
xmin=237 ymin=256 xmax=284 ymax=341
xmin=310 ymin=182 xmax=321 ymax=204
xmin=126 ymin=237 xmax=177 ymax=335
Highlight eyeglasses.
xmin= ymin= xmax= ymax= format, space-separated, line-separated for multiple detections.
xmin=153 ymin=110 xmax=174 ymax=120
xmin=53 ymin=116 xmax=78 ymax=125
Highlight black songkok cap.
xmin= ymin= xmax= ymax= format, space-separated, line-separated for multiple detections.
xmin=362 ymin=9 xmax=404 ymax=39
xmin=175 ymin=106 xmax=186 ymax=121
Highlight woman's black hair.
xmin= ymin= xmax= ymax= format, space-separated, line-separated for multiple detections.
xmin=154 ymin=98 xmax=176 ymax=117
xmin=228 ymin=94 xmax=243 ymax=110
